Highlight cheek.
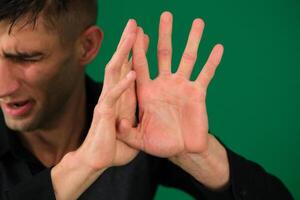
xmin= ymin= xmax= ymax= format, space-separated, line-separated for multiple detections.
xmin=21 ymin=62 xmax=71 ymax=103
xmin=22 ymin=56 xmax=81 ymax=107
xmin=21 ymin=63 xmax=58 ymax=93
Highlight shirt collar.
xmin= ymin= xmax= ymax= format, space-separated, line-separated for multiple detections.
xmin=0 ymin=75 xmax=102 ymax=159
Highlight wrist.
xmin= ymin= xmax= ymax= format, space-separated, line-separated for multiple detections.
xmin=51 ymin=151 xmax=106 ymax=200
xmin=169 ymin=134 xmax=230 ymax=190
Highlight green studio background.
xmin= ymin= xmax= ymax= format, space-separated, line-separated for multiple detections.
xmin=86 ymin=0 xmax=300 ymax=199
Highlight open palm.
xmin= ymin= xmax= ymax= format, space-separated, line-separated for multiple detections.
xmin=118 ymin=12 xmax=224 ymax=158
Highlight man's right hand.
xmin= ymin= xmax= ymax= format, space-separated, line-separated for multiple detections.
xmin=50 ymin=20 xmax=139 ymax=200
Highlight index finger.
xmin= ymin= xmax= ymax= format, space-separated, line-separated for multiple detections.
xmin=102 ymin=33 xmax=137 ymax=95
xmin=117 ymin=19 xmax=137 ymax=49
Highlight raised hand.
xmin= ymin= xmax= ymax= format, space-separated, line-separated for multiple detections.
xmin=74 ymin=20 xmax=139 ymax=170
xmin=51 ymin=20 xmax=141 ymax=200
xmin=117 ymin=12 xmax=224 ymax=158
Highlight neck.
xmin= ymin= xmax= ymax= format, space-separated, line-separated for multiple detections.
xmin=18 ymin=76 xmax=87 ymax=167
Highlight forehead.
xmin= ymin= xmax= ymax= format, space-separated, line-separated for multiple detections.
xmin=0 ymin=17 xmax=60 ymax=53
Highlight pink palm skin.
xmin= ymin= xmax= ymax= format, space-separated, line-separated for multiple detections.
xmin=118 ymin=12 xmax=224 ymax=159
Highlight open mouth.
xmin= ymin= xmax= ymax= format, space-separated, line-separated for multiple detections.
xmin=9 ymin=100 xmax=30 ymax=108
xmin=3 ymin=100 xmax=34 ymax=117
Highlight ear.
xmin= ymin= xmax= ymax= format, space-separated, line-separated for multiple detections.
xmin=77 ymin=26 xmax=103 ymax=66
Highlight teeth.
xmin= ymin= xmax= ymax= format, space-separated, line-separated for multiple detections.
xmin=7 ymin=100 xmax=29 ymax=109
xmin=12 ymin=102 xmax=27 ymax=108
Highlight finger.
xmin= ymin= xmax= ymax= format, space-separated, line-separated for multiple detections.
xmin=117 ymin=19 xmax=137 ymax=49
xmin=117 ymin=119 xmax=144 ymax=150
xmin=102 ymin=33 xmax=136 ymax=94
xmin=118 ymin=62 xmax=136 ymax=126
xmin=103 ymin=71 xmax=136 ymax=107
xmin=118 ymin=33 xmax=149 ymax=116
xmin=177 ymin=18 xmax=205 ymax=79
xmin=89 ymin=71 xmax=135 ymax=138
xmin=121 ymin=33 xmax=150 ymax=77
xmin=157 ymin=11 xmax=173 ymax=75
xmin=118 ymin=19 xmax=137 ymax=65
xmin=195 ymin=44 xmax=224 ymax=89
xmin=103 ymin=19 xmax=137 ymax=93
xmin=133 ymin=27 xmax=150 ymax=84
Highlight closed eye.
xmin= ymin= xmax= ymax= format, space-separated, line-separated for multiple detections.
xmin=3 ymin=51 xmax=44 ymax=63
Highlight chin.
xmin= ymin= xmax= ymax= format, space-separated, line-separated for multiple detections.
xmin=3 ymin=114 xmax=41 ymax=132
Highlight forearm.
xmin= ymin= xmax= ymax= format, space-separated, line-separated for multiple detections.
xmin=169 ymin=134 xmax=230 ymax=190
xmin=51 ymin=152 xmax=106 ymax=200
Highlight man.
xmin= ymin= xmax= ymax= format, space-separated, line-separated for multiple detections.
xmin=0 ymin=0 xmax=293 ymax=200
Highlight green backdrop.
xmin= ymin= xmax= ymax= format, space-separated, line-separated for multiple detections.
xmin=86 ymin=0 xmax=300 ymax=199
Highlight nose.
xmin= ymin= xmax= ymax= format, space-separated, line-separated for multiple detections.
xmin=0 ymin=59 xmax=21 ymax=98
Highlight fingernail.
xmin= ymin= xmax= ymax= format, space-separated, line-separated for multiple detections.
xmin=124 ymin=19 xmax=131 ymax=30
xmin=127 ymin=19 xmax=136 ymax=27
xmin=193 ymin=18 xmax=205 ymax=29
xmin=162 ymin=11 xmax=172 ymax=23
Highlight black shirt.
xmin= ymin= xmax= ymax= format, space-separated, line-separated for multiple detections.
xmin=0 ymin=76 xmax=294 ymax=200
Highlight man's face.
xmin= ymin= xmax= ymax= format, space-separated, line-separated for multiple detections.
xmin=0 ymin=18 xmax=82 ymax=132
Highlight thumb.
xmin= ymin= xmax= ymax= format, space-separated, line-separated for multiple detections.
xmin=117 ymin=119 xmax=144 ymax=150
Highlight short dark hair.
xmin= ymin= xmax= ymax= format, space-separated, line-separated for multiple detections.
xmin=0 ymin=0 xmax=98 ymax=43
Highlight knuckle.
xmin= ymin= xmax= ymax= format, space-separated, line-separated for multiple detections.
xmin=93 ymin=104 xmax=103 ymax=116
xmin=105 ymin=63 xmax=118 ymax=75
xmin=93 ymin=103 xmax=114 ymax=117
xmin=118 ymin=48 xmax=128 ymax=58
xmin=182 ymin=52 xmax=197 ymax=63
xmin=133 ymin=52 xmax=145 ymax=60
xmin=157 ymin=48 xmax=172 ymax=57
xmin=204 ymin=62 xmax=216 ymax=77
xmin=206 ymin=59 xmax=218 ymax=69
xmin=133 ymin=53 xmax=147 ymax=66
